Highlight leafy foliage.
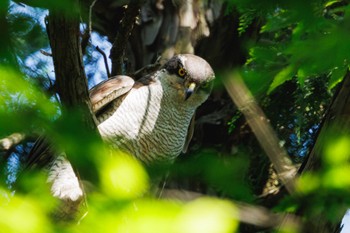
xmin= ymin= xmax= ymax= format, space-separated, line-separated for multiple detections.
xmin=237 ymin=0 xmax=350 ymax=93
xmin=3 ymin=0 xmax=350 ymax=232
xmin=0 ymin=66 xmax=240 ymax=232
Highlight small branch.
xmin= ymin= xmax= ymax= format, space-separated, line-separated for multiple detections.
xmin=81 ymin=0 xmax=98 ymax=53
xmin=0 ymin=133 xmax=26 ymax=151
xmin=96 ymin=46 xmax=111 ymax=78
xmin=89 ymin=0 xmax=98 ymax=36
xmin=40 ymin=50 xmax=52 ymax=57
xmin=223 ymin=71 xmax=297 ymax=194
xmin=109 ymin=0 xmax=141 ymax=76
xmin=14 ymin=2 xmax=26 ymax=7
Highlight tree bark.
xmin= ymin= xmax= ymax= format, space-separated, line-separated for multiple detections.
xmin=302 ymin=71 xmax=350 ymax=172
xmin=46 ymin=3 xmax=101 ymax=187
xmin=47 ymin=6 xmax=97 ymax=130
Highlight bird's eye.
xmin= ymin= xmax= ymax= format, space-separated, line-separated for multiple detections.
xmin=178 ymin=67 xmax=186 ymax=77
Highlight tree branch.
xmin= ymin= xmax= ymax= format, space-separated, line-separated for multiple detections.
xmin=223 ymin=71 xmax=297 ymax=194
xmin=0 ymin=133 xmax=26 ymax=151
xmin=96 ymin=46 xmax=110 ymax=77
xmin=292 ymin=70 xmax=350 ymax=232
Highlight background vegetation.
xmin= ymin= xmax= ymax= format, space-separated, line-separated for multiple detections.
xmin=1 ymin=0 xmax=350 ymax=232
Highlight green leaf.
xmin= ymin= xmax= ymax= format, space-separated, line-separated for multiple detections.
xmin=99 ymin=152 xmax=149 ymax=200
xmin=268 ymin=64 xmax=296 ymax=93
xmin=261 ymin=9 xmax=292 ymax=32
xmin=296 ymin=68 xmax=306 ymax=87
xmin=325 ymin=0 xmax=343 ymax=8
xmin=328 ymin=67 xmax=346 ymax=90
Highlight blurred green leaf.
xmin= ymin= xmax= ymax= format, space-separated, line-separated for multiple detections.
xmin=328 ymin=66 xmax=346 ymax=90
xmin=268 ymin=64 xmax=296 ymax=93
xmin=0 ymin=189 xmax=53 ymax=233
xmin=176 ymin=198 xmax=238 ymax=233
xmin=99 ymin=152 xmax=149 ymax=200
xmin=296 ymin=172 xmax=320 ymax=194
xmin=324 ymin=136 xmax=350 ymax=166
xmin=261 ymin=9 xmax=293 ymax=33
xmin=0 ymin=66 xmax=59 ymax=135
xmin=80 ymin=197 xmax=238 ymax=233
xmin=325 ymin=1 xmax=343 ymax=8
xmin=323 ymin=165 xmax=350 ymax=189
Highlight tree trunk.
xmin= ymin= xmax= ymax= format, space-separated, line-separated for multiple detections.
xmin=47 ymin=5 xmax=97 ymax=131
xmin=46 ymin=4 xmax=101 ymax=186
xmin=296 ymin=71 xmax=350 ymax=233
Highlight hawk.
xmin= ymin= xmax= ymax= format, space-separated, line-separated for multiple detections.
xmin=27 ymin=54 xmax=215 ymax=217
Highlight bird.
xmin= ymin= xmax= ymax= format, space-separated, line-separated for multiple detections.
xmin=92 ymin=53 xmax=215 ymax=163
xmin=26 ymin=54 xmax=215 ymax=217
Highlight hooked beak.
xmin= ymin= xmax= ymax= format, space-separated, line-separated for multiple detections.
xmin=185 ymin=82 xmax=196 ymax=100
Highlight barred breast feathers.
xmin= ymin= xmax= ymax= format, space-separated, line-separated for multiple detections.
xmin=96 ymin=73 xmax=196 ymax=162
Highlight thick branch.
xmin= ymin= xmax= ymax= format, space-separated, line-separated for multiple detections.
xmin=0 ymin=133 xmax=26 ymax=151
xmin=223 ymin=71 xmax=297 ymax=194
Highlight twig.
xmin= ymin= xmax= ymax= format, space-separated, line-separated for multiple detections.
xmin=40 ymin=50 xmax=52 ymax=57
xmin=89 ymin=0 xmax=98 ymax=36
xmin=15 ymin=2 xmax=26 ymax=7
xmin=223 ymin=71 xmax=297 ymax=194
xmin=81 ymin=0 xmax=98 ymax=53
xmin=96 ymin=46 xmax=111 ymax=78
xmin=0 ymin=133 xmax=26 ymax=151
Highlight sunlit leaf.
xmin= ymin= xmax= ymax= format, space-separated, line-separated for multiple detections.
xmin=0 ymin=190 xmax=52 ymax=233
xmin=116 ymin=199 xmax=181 ymax=233
xmin=0 ymin=66 xmax=58 ymax=116
xmin=268 ymin=65 xmax=296 ymax=93
xmin=328 ymin=66 xmax=346 ymax=90
xmin=324 ymin=136 xmax=350 ymax=166
xmin=325 ymin=0 xmax=344 ymax=8
xmin=323 ymin=165 xmax=350 ymax=189
xmin=99 ymin=152 xmax=149 ymax=199
xmin=176 ymin=198 xmax=238 ymax=233
xmin=296 ymin=172 xmax=320 ymax=194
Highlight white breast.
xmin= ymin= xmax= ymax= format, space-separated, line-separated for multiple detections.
xmin=97 ymin=79 xmax=195 ymax=163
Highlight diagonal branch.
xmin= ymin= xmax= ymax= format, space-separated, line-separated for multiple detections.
xmin=223 ymin=71 xmax=297 ymax=194
xmin=0 ymin=133 xmax=26 ymax=151
xmin=96 ymin=46 xmax=111 ymax=77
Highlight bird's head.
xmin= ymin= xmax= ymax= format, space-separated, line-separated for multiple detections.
xmin=162 ymin=54 xmax=215 ymax=106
